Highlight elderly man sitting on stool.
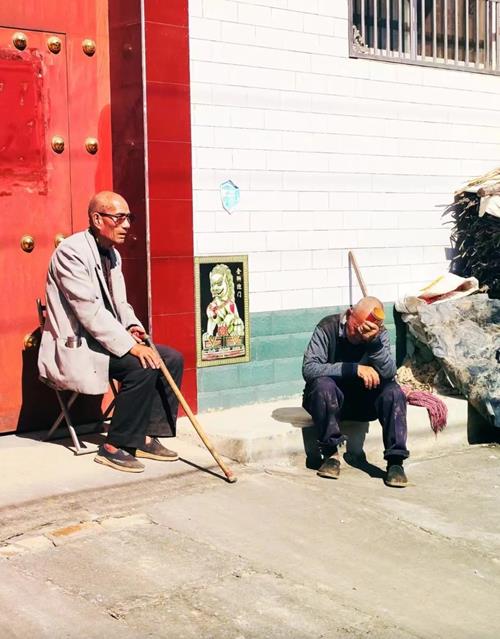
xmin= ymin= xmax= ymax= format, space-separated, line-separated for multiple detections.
xmin=38 ymin=191 xmax=183 ymax=473
xmin=302 ymin=296 xmax=409 ymax=487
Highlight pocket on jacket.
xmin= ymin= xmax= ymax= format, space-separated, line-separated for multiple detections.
xmin=55 ymin=337 xmax=95 ymax=381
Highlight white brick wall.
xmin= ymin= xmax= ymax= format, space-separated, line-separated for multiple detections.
xmin=189 ymin=0 xmax=500 ymax=312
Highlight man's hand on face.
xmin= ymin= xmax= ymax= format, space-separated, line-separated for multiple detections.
xmin=357 ymin=364 xmax=380 ymax=389
xmin=128 ymin=325 xmax=146 ymax=344
xmin=129 ymin=344 xmax=161 ymax=369
xmin=356 ymin=320 xmax=381 ymax=342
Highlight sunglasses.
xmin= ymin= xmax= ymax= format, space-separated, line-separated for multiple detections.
xmin=96 ymin=212 xmax=136 ymax=225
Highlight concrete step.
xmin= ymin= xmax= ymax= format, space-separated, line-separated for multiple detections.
xmin=178 ymin=394 xmax=499 ymax=465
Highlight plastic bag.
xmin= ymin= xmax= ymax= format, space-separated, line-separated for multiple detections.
xmin=400 ymin=294 xmax=500 ymax=427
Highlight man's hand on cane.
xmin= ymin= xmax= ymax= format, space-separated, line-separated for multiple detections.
xmin=128 ymin=326 xmax=160 ymax=368
xmin=128 ymin=325 xmax=147 ymax=343
xmin=128 ymin=326 xmax=161 ymax=369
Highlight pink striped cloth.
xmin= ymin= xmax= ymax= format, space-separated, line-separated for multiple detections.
xmin=401 ymin=386 xmax=448 ymax=434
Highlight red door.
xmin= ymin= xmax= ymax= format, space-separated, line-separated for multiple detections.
xmin=0 ymin=27 xmax=72 ymax=432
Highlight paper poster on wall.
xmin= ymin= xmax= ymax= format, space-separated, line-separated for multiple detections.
xmin=194 ymin=255 xmax=250 ymax=367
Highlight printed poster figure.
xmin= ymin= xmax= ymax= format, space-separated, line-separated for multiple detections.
xmin=202 ymin=264 xmax=245 ymax=360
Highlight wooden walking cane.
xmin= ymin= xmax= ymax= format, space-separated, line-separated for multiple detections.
xmin=144 ymin=336 xmax=237 ymax=484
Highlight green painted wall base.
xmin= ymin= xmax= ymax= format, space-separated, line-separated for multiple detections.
xmin=197 ymin=304 xmax=396 ymax=412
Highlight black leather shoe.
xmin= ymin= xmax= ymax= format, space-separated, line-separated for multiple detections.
xmin=317 ymin=456 xmax=340 ymax=479
xmin=385 ymin=464 xmax=408 ymax=487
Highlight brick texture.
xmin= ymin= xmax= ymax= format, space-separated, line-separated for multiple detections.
xmin=190 ymin=1 xmax=500 ymax=312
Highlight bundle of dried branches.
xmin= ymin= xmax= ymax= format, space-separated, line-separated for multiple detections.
xmin=446 ymin=181 xmax=500 ymax=299
xmin=396 ymin=357 xmax=439 ymax=392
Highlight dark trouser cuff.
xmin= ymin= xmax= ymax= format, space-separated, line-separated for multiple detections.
xmin=319 ymin=434 xmax=347 ymax=456
xmin=146 ymin=431 xmax=175 ymax=438
xmin=384 ymin=448 xmax=409 ymax=461
xmin=386 ymin=454 xmax=406 ymax=466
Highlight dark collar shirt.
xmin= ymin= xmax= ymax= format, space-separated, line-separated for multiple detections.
xmin=91 ymin=231 xmax=117 ymax=316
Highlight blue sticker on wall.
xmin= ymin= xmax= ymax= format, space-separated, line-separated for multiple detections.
xmin=220 ymin=180 xmax=240 ymax=214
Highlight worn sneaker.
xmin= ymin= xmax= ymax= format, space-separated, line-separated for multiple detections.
xmin=385 ymin=464 xmax=408 ymax=488
xmin=136 ymin=437 xmax=179 ymax=462
xmin=317 ymin=455 xmax=341 ymax=479
xmin=94 ymin=445 xmax=145 ymax=473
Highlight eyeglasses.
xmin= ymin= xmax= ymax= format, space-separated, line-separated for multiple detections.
xmin=96 ymin=212 xmax=136 ymax=225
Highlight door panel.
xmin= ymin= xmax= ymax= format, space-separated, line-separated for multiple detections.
xmin=0 ymin=27 xmax=72 ymax=431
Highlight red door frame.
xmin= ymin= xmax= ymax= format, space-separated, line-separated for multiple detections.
xmin=109 ymin=0 xmax=196 ymax=411
xmin=0 ymin=0 xmax=196 ymax=431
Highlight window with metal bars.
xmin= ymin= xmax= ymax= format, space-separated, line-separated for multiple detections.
xmin=349 ymin=0 xmax=500 ymax=74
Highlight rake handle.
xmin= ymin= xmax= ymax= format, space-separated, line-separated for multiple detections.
xmin=348 ymin=250 xmax=368 ymax=297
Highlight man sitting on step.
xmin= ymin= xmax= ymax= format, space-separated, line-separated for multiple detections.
xmin=301 ymin=296 xmax=409 ymax=487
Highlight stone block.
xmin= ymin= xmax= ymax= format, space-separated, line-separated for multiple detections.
xmin=198 ymin=366 xmax=239 ymax=393
xmin=251 ymin=312 xmax=273 ymax=337
xmin=220 ymin=387 xmax=257 ymax=409
xmin=254 ymin=380 xmax=303 ymax=403
xmin=238 ymin=361 xmax=274 ymax=387
xmin=271 ymin=306 xmax=334 ymax=335
xmin=288 ymin=332 xmax=311 ymax=357
xmin=253 ymin=335 xmax=291 ymax=361
xmin=182 ymin=394 xmax=472 ymax=464
xmin=273 ymin=357 xmax=302 ymax=383
xmin=197 ymin=390 xmax=223 ymax=412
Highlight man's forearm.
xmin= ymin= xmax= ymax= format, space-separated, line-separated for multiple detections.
xmin=302 ymin=360 xmax=358 ymax=383
xmin=365 ymin=332 xmax=397 ymax=379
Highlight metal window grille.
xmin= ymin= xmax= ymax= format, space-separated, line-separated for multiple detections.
xmin=349 ymin=0 xmax=500 ymax=75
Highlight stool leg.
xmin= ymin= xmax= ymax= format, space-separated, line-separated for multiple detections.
xmin=44 ymin=391 xmax=79 ymax=441
xmin=101 ymin=399 xmax=115 ymax=421
xmin=55 ymin=391 xmax=83 ymax=454
xmin=101 ymin=380 xmax=119 ymax=422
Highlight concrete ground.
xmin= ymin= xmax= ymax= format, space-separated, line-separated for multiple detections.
xmin=1 ymin=399 xmax=500 ymax=638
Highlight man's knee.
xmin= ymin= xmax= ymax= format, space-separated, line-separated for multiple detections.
xmin=159 ymin=345 xmax=183 ymax=372
xmin=155 ymin=344 xmax=184 ymax=383
xmin=169 ymin=348 xmax=184 ymax=372
xmin=308 ymin=377 xmax=343 ymax=407
xmin=113 ymin=353 xmax=159 ymax=378
xmin=379 ymin=382 xmax=406 ymax=407
xmin=310 ymin=376 xmax=337 ymax=394
xmin=116 ymin=365 xmax=159 ymax=395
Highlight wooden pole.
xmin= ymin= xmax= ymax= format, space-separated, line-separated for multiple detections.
xmin=348 ymin=250 xmax=368 ymax=297
xmin=145 ymin=336 xmax=237 ymax=483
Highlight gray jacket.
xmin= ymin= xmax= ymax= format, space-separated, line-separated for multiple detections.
xmin=302 ymin=313 xmax=397 ymax=383
xmin=38 ymin=230 xmax=143 ymax=394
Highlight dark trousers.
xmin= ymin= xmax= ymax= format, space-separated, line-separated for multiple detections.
xmin=302 ymin=377 xmax=409 ymax=460
xmin=106 ymin=344 xmax=184 ymax=449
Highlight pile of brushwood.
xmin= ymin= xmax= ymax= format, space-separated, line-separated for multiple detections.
xmin=446 ymin=169 xmax=500 ymax=299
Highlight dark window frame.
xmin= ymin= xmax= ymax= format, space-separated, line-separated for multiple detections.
xmin=349 ymin=0 xmax=500 ymax=76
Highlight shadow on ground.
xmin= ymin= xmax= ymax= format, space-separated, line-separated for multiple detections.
xmin=15 ymin=429 xmax=106 ymax=456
